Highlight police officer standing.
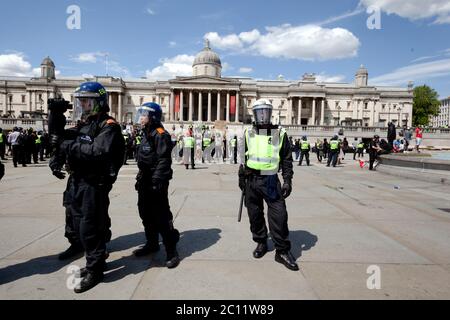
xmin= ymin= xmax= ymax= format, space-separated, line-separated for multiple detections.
xmin=133 ymin=103 xmax=180 ymax=269
xmin=298 ymin=136 xmax=311 ymax=166
xmin=51 ymin=82 xmax=125 ymax=293
xmin=238 ymin=99 xmax=299 ymax=271
xmin=326 ymin=135 xmax=340 ymax=167
xmin=183 ymin=129 xmax=195 ymax=169
xmin=231 ymin=135 xmax=238 ymax=164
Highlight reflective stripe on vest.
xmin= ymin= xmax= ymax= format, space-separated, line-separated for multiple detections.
xmin=184 ymin=137 xmax=195 ymax=148
xmin=245 ymin=128 xmax=285 ymax=171
xmin=0 ymin=133 xmax=3 ymax=144
xmin=358 ymin=143 xmax=364 ymax=148
xmin=35 ymin=135 xmax=42 ymax=144
xmin=231 ymin=139 xmax=237 ymax=148
xmin=301 ymin=141 xmax=310 ymax=150
xmin=330 ymin=140 xmax=339 ymax=150
xmin=136 ymin=136 xmax=142 ymax=145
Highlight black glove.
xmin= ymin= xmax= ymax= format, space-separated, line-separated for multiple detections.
xmin=239 ymin=176 xmax=246 ymax=191
xmin=52 ymin=170 xmax=66 ymax=180
xmin=281 ymin=180 xmax=292 ymax=199
xmin=151 ymin=179 xmax=165 ymax=193
xmin=135 ymin=171 xmax=143 ymax=191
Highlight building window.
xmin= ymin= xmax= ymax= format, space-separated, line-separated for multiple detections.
xmin=161 ymin=97 xmax=165 ymax=105
xmin=365 ymin=102 xmax=368 ymax=109
xmin=38 ymin=94 xmax=42 ymax=102
xmin=70 ymin=95 xmax=74 ymax=103
xmin=128 ymin=96 xmax=132 ymax=104
xmin=382 ymin=104 xmax=386 ymax=109
xmin=152 ymin=96 xmax=156 ymax=103
xmin=21 ymin=95 xmax=26 ymax=103
xmin=140 ymin=97 xmax=144 ymax=105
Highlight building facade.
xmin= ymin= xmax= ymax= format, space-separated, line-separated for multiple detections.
xmin=430 ymin=97 xmax=450 ymax=128
xmin=0 ymin=42 xmax=413 ymax=127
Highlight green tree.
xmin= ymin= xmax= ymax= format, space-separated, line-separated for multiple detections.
xmin=413 ymin=85 xmax=440 ymax=126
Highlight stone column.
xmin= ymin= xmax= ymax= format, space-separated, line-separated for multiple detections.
xmin=28 ymin=91 xmax=32 ymax=112
xmin=33 ymin=91 xmax=37 ymax=112
xmin=297 ymin=98 xmax=302 ymax=125
xmin=288 ymin=98 xmax=293 ymax=125
xmin=235 ymin=92 xmax=240 ymax=123
xmin=312 ymin=98 xmax=316 ymax=125
xmin=108 ymin=93 xmax=113 ymax=117
xmin=169 ymin=91 xmax=174 ymax=122
xmin=44 ymin=91 xmax=49 ymax=113
xmin=320 ymin=99 xmax=325 ymax=125
xmin=207 ymin=91 xmax=212 ymax=122
xmin=370 ymin=101 xmax=376 ymax=126
xmin=188 ymin=91 xmax=193 ymax=122
xmin=226 ymin=92 xmax=230 ymax=122
xmin=180 ymin=90 xmax=184 ymax=122
xmin=352 ymin=100 xmax=357 ymax=119
xmin=4 ymin=92 xmax=8 ymax=115
xmin=216 ymin=91 xmax=221 ymax=121
xmin=198 ymin=91 xmax=202 ymax=122
xmin=118 ymin=93 xmax=123 ymax=123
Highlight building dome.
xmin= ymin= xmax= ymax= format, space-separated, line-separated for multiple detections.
xmin=192 ymin=40 xmax=222 ymax=77
xmin=193 ymin=40 xmax=222 ymax=67
xmin=41 ymin=56 xmax=55 ymax=68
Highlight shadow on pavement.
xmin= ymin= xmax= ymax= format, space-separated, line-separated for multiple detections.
xmin=289 ymin=230 xmax=318 ymax=260
xmin=0 ymin=253 xmax=83 ymax=285
xmin=104 ymin=228 xmax=222 ymax=283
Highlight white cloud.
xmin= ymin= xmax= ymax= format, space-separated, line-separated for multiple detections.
xmin=222 ymin=62 xmax=232 ymax=72
xmin=146 ymin=8 xmax=156 ymax=15
xmin=71 ymin=52 xmax=107 ymax=63
xmin=315 ymin=73 xmax=346 ymax=82
xmin=360 ymin=0 xmax=450 ymax=24
xmin=205 ymin=24 xmax=360 ymax=61
xmin=239 ymin=67 xmax=253 ymax=74
xmin=0 ymin=53 xmax=60 ymax=77
xmin=169 ymin=41 xmax=177 ymax=48
xmin=370 ymin=58 xmax=450 ymax=86
xmin=146 ymin=54 xmax=195 ymax=80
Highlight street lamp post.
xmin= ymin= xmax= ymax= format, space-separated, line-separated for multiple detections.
xmin=337 ymin=105 xmax=341 ymax=126
xmin=278 ymin=105 xmax=282 ymax=125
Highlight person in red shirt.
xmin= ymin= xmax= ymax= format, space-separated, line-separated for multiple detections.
xmin=415 ymin=126 xmax=423 ymax=153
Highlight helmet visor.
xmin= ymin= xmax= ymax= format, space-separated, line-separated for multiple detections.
xmin=134 ymin=106 xmax=154 ymax=125
xmin=253 ymin=108 xmax=272 ymax=125
xmin=73 ymin=98 xmax=99 ymax=122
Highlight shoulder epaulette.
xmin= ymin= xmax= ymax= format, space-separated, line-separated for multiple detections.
xmin=156 ymin=127 xmax=165 ymax=135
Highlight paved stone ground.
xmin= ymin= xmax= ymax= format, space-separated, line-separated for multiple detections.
xmin=1 ymin=155 xmax=450 ymax=300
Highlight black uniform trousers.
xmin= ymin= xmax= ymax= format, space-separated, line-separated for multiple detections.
xmin=137 ymin=181 xmax=179 ymax=250
xmin=64 ymin=176 xmax=112 ymax=272
xmin=245 ymin=175 xmax=291 ymax=252
xmin=299 ymin=150 xmax=310 ymax=166
xmin=12 ymin=145 xmax=25 ymax=166
xmin=327 ymin=151 xmax=339 ymax=167
xmin=0 ymin=142 xmax=5 ymax=159
xmin=369 ymin=151 xmax=378 ymax=170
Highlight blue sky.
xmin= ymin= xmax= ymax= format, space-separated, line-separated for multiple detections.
xmin=0 ymin=0 xmax=449 ymax=98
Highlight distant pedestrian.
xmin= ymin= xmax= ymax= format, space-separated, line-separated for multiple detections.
xmin=415 ymin=126 xmax=423 ymax=153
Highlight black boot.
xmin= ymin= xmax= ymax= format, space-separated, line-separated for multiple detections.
xmin=166 ymin=247 xmax=180 ymax=269
xmin=58 ymin=244 xmax=84 ymax=260
xmin=253 ymin=242 xmax=268 ymax=259
xmin=74 ymin=271 xmax=104 ymax=294
xmin=133 ymin=242 xmax=160 ymax=257
xmin=78 ymin=251 xmax=109 ymax=278
xmin=275 ymin=250 xmax=299 ymax=271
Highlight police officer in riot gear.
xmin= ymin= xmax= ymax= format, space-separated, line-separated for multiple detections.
xmin=238 ymin=99 xmax=299 ymax=271
xmin=50 ymin=82 xmax=125 ymax=293
xmin=298 ymin=135 xmax=311 ymax=166
xmin=133 ymin=103 xmax=180 ymax=269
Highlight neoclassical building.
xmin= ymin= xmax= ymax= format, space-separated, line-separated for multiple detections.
xmin=0 ymin=41 xmax=413 ymax=127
